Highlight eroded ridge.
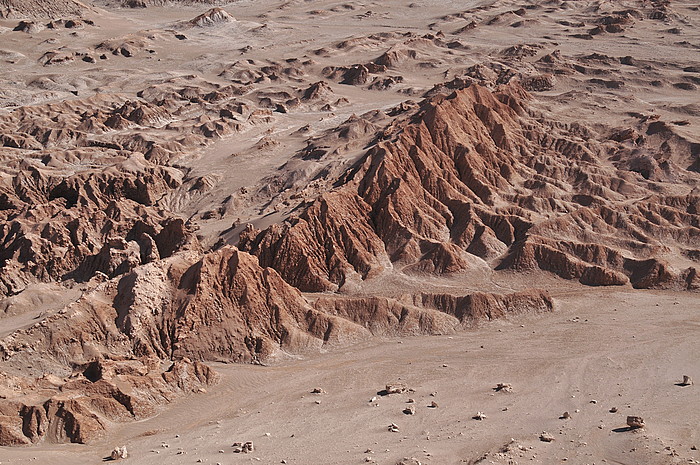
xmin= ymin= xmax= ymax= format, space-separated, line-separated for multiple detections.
xmin=241 ymin=83 xmax=700 ymax=292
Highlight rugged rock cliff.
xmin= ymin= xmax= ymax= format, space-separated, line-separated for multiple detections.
xmin=240 ymin=83 xmax=699 ymax=291
xmin=0 ymin=245 xmax=553 ymax=444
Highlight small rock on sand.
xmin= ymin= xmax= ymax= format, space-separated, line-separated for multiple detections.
xmin=627 ymin=416 xmax=645 ymax=429
xmin=494 ymin=383 xmax=513 ymax=393
xmin=232 ymin=441 xmax=255 ymax=453
xmin=681 ymin=375 xmax=693 ymax=386
xmin=539 ymin=432 xmax=555 ymax=442
xmin=110 ymin=446 xmax=128 ymax=460
xmin=386 ymin=383 xmax=408 ymax=394
xmin=397 ymin=458 xmax=422 ymax=465
xmin=473 ymin=412 xmax=486 ymax=420
xmin=403 ymin=405 xmax=415 ymax=415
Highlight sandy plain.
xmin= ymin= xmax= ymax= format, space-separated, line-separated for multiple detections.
xmin=2 ymin=285 xmax=699 ymax=464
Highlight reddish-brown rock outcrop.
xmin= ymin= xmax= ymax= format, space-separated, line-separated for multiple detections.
xmin=0 ymin=82 xmax=250 ymax=297
xmin=0 ymin=245 xmax=557 ymax=445
xmin=313 ymin=289 xmax=554 ymax=336
xmin=240 ymin=83 xmax=699 ymax=291
xmin=0 ymin=358 xmax=216 ymax=445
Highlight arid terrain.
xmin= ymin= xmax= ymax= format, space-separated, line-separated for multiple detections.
xmin=0 ymin=0 xmax=698 ymax=463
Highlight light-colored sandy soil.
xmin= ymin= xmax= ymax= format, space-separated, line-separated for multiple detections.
xmin=2 ymin=287 xmax=698 ymax=464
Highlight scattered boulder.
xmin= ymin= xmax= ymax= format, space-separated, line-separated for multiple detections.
xmin=232 ymin=441 xmax=254 ymax=453
xmin=63 ymin=19 xmax=83 ymax=29
xmin=13 ymin=20 xmax=43 ymax=33
xmin=494 ymin=383 xmax=513 ymax=393
xmin=680 ymin=375 xmax=693 ymax=386
xmin=539 ymin=432 xmax=555 ymax=442
xmin=560 ymin=411 xmax=571 ymax=420
xmin=403 ymin=405 xmax=415 ymax=415
xmin=396 ymin=458 xmax=422 ymax=465
xmin=311 ymin=388 xmax=326 ymax=394
xmin=110 ymin=446 xmax=128 ymax=460
xmin=385 ymin=383 xmax=408 ymax=394
xmin=388 ymin=423 xmax=400 ymax=432
xmin=473 ymin=411 xmax=487 ymax=420
xmin=429 ymin=401 xmax=439 ymax=408
xmin=626 ymin=416 xmax=645 ymax=429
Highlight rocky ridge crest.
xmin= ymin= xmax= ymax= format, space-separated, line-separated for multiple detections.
xmin=240 ymin=83 xmax=699 ymax=291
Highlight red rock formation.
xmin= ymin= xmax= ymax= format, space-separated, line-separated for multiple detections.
xmin=313 ymin=289 xmax=553 ymax=335
xmin=0 ymin=245 xmax=557 ymax=445
xmin=409 ymin=289 xmax=554 ymax=326
xmin=167 ymin=246 xmax=369 ymax=361
xmin=0 ymin=156 xmax=195 ymax=296
xmin=240 ymin=83 xmax=700 ymax=291
xmin=0 ymin=65 xmax=697 ymax=448
xmin=0 ymin=358 xmax=216 ymax=444
xmin=0 ymin=81 xmax=250 ymax=296
xmin=188 ymin=7 xmax=234 ymax=27
xmin=0 ymin=247 xmax=353 ymax=444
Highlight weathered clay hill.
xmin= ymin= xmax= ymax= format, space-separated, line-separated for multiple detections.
xmin=0 ymin=74 xmax=697 ymax=445
xmin=0 ymin=244 xmax=553 ymax=444
xmin=0 ymin=85 xmax=250 ymax=297
xmin=240 ymin=83 xmax=700 ymax=292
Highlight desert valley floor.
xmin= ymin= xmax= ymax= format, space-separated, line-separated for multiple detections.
xmin=4 ymin=286 xmax=700 ymax=465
